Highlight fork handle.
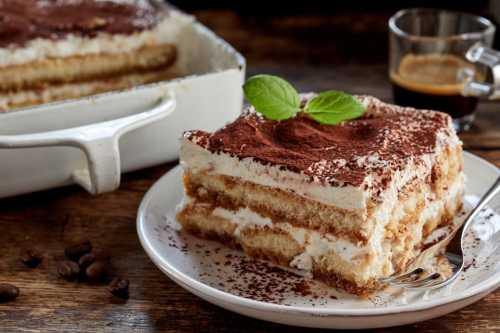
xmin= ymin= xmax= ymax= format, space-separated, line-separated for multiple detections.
xmin=461 ymin=176 xmax=500 ymax=244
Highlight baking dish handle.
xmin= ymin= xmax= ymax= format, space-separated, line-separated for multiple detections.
xmin=0 ymin=91 xmax=176 ymax=195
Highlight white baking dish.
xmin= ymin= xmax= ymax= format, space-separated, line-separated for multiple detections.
xmin=0 ymin=20 xmax=245 ymax=198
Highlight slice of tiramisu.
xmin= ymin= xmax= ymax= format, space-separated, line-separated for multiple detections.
xmin=0 ymin=0 xmax=192 ymax=111
xmin=177 ymin=80 xmax=464 ymax=295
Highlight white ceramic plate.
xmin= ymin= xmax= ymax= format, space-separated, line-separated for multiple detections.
xmin=137 ymin=151 xmax=500 ymax=329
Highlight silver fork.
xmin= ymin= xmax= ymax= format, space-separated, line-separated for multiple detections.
xmin=380 ymin=176 xmax=500 ymax=290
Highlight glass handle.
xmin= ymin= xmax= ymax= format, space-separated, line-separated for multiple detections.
xmin=464 ymin=42 xmax=500 ymax=100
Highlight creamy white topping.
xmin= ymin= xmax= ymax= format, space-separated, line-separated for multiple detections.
xmin=0 ymin=69 xmax=172 ymax=111
xmin=186 ymin=175 xmax=465 ymax=282
xmin=0 ymin=10 xmax=193 ymax=68
xmin=180 ymin=135 xmax=461 ymax=213
xmin=180 ymin=138 xmax=369 ymax=210
xmin=213 ymin=207 xmax=272 ymax=237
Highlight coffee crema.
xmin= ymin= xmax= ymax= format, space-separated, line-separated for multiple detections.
xmin=390 ymin=54 xmax=481 ymax=119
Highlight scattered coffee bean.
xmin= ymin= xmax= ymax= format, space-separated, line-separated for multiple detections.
xmin=20 ymin=249 xmax=43 ymax=268
xmin=57 ymin=260 xmax=80 ymax=280
xmin=108 ymin=278 xmax=129 ymax=299
xmin=85 ymin=260 xmax=108 ymax=281
xmin=78 ymin=253 xmax=96 ymax=270
xmin=64 ymin=240 xmax=92 ymax=261
xmin=0 ymin=284 xmax=19 ymax=303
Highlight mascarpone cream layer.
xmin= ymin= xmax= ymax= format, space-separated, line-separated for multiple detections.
xmin=204 ymin=174 xmax=464 ymax=282
xmin=180 ymin=136 xmax=460 ymax=212
xmin=0 ymin=10 xmax=193 ymax=68
xmin=181 ymin=138 xmax=367 ymax=210
xmin=0 ymin=69 xmax=173 ymax=111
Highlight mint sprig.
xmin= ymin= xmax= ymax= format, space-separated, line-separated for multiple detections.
xmin=243 ymin=75 xmax=301 ymax=121
xmin=242 ymin=74 xmax=365 ymax=125
xmin=304 ymin=91 xmax=365 ymax=124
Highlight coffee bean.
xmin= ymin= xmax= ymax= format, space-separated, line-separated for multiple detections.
xmin=57 ymin=260 xmax=80 ymax=280
xmin=108 ymin=278 xmax=129 ymax=299
xmin=78 ymin=253 xmax=96 ymax=270
xmin=64 ymin=240 xmax=92 ymax=261
xmin=20 ymin=249 xmax=43 ymax=268
xmin=0 ymin=284 xmax=19 ymax=303
xmin=85 ymin=260 xmax=108 ymax=281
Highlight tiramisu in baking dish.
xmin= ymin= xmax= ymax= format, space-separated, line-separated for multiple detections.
xmin=176 ymin=76 xmax=464 ymax=295
xmin=0 ymin=0 xmax=192 ymax=111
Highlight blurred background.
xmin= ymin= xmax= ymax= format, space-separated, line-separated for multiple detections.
xmin=169 ymin=0 xmax=497 ymax=99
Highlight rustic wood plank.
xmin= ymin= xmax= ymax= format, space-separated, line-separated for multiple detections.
xmin=461 ymin=106 xmax=500 ymax=150
xmin=0 ymin=8 xmax=499 ymax=333
xmin=1 ymin=166 xmax=500 ymax=333
xmin=194 ymin=10 xmax=392 ymax=65
xmin=469 ymin=150 xmax=500 ymax=167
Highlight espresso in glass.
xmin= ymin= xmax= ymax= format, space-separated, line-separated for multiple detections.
xmin=390 ymin=54 xmax=479 ymax=119
xmin=389 ymin=9 xmax=496 ymax=131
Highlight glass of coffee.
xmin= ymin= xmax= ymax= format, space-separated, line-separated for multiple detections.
xmin=389 ymin=8 xmax=496 ymax=131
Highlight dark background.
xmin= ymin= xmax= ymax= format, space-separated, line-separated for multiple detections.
xmin=170 ymin=1 xmax=488 ymax=13
xmin=2 ymin=2 xmax=500 ymax=332
xmin=168 ymin=1 xmax=496 ymax=96
xmin=167 ymin=1 xmax=495 ymax=66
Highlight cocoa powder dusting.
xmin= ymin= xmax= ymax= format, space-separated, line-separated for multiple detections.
xmin=0 ymin=0 xmax=168 ymax=48
xmin=185 ymin=96 xmax=455 ymax=193
xmin=214 ymin=255 xmax=314 ymax=304
xmin=177 ymin=237 xmax=340 ymax=305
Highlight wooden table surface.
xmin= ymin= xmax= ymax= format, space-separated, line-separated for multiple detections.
xmin=1 ymin=9 xmax=500 ymax=333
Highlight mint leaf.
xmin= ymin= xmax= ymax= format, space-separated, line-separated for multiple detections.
xmin=304 ymin=91 xmax=365 ymax=125
xmin=243 ymin=75 xmax=301 ymax=121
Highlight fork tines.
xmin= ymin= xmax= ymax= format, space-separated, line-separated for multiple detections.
xmin=380 ymin=268 xmax=443 ymax=289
